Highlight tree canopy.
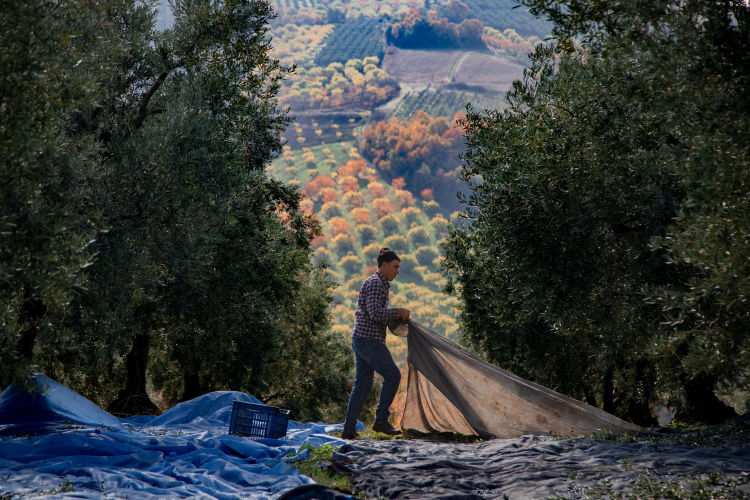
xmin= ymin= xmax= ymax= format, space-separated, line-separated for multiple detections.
xmin=3 ymin=0 xmax=352 ymax=421
xmin=445 ymin=0 xmax=750 ymax=424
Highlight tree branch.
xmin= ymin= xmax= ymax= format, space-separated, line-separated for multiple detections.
xmin=99 ymin=72 xmax=169 ymax=142
xmin=131 ymin=72 xmax=168 ymax=131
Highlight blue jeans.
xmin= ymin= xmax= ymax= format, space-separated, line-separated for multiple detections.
xmin=344 ymin=337 xmax=401 ymax=431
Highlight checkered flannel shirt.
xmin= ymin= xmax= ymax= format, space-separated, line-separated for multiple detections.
xmin=351 ymin=270 xmax=399 ymax=343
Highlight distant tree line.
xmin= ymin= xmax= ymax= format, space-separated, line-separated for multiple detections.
xmin=386 ymin=8 xmax=485 ymax=49
xmin=444 ymin=0 xmax=750 ymax=425
xmin=1 ymin=0 xmax=352 ymax=422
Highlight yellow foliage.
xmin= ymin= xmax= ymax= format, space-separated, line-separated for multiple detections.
xmin=269 ymin=24 xmax=335 ymax=67
xmin=285 ymin=166 xmax=298 ymax=174
xmin=321 ymin=201 xmax=341 ymax=217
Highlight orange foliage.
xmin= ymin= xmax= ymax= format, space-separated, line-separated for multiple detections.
xmin=373 ymin=197 xmax=393 ymax=218
xmin=329 ymin=216 xmax=350 ymax=236
xmin=395 ymin=189 xmax=416 ymax=209
xmin=368 ymin=182 xmax=386 ymax=198
xmin=360 ymin=110 xmax=465 ymax=197
xmin=303 ymin=175 xmax=335 ymax=201
xmin=340 ymin=176 xmax=360 ymax=193
xmin=392 ymin=177 xmax=406 ymax=189
xmin=421 ymin=188 xmax=434 ymax=201
xmin=354 ymin=211 xmax=371 ymax=224
xmin=364 ymin=264 xmax=379 ymax=276
xmin=343 ymin=191 xmax=364 ymax=208
xmin=300 ymin=199 xmax=314 ymax=215
xmin=311 ymin=234 xmax=328 ymax=249
xmin=321 ymin=188 xmax=338 ymax=203
xmin=338 ymin=158 xmax=367 ymax=178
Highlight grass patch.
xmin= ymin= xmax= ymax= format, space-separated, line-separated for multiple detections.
xmin=330 ymin=428 xmax=485 ymax=443
xmin=289 ymin=444 xmax=363 ymax=497
xmin=581 ymin=471 xmax=750 ymax=500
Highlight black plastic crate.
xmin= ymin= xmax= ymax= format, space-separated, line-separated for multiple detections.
xmin=228 ymin=401 xmax=290 ymax=439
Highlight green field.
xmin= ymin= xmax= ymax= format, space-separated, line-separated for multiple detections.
xmin=392 ymin=87 xmax=506 ymax=120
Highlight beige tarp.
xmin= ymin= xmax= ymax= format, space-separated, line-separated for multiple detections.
xmin=391 ymin=320 xmax=642 ymax=439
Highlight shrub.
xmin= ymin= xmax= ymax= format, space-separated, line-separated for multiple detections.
xmin=429 ymin=214 xmax=449 ymax=236
xmin=395 ymin=189 xmax=416 ymax=209
xmin=331 ymin=233 xmax=356 ymax=254
xmin=300 ymin=199 xmax=314 ymax=215
xmin=407 ymin=226 xmax=430 ymax=246
xmin=415 ymin=246 xmax=440 ymax=267
xmin=356 ymin=224 xmax=378 ymax=242
xmin=307 ymin=168 xmax=318 ymax=178
xmin=379 ymin=213 xmax=401 ymax=233
xmin=368 ymin=181 xmax=386 ymax=198
xmin=339 ymin=159 xmax=367 ymax=177
xmin=330 ymin=217 xmax=350 ymax=236
xmin=332 ymin=325 xmax=351 ymax=337
xmin=363 ymin=242 xmax=382 ymax=261
xmin=373 ymin=197 xmax=393 ymax=217
xmin=343 ymin=191 xmax=364 ymax=208
xmin=423 ymin=200 xmax=441 ymax=216
xmin=352 ymin=207 xmax=371 ymax=224
xmin=432 ymin=315 xmax=456 ymax=331
xmin=392 ymin=177 xmax=406 ymax=189
xmin=401 ymin=206 xmax=421 ymax=223
xmin=344 ymin=273 xmax=364 ymax=290
xmin=424 ymin=272 xmax=445 ymax=286
xmin=304 ymin=175 xmax=335 ymax=201
xmin=314 ymin=246 xmax=332 ymax=264
xmin=399 ymin=254 xmax=420 ymax=275
xmin=383 ymin=235 xmax=409 ymax=254
xmin=285 ymin=166 xmax=298 ymax=174
xmin=321 ymin=187 xmax=338 ymax=203
xmin=311 ymin=234 xmax=328 ymax=249
xmin=339 ymin=176 xmax=359 ymax=192
xmin=339 ymin=255 xmax=363 ymax=275
xmin=321 ymin=201 xmax=341 ymax=217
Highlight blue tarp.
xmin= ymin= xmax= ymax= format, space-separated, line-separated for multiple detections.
xmin=0 ymin=374 xmax=364 ymax=499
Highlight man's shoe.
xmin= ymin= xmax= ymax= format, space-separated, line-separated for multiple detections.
xmin=372 ymin=421 xmax=401 ymax=435
xmin=341 ymin=429 xmax=359 ymax=440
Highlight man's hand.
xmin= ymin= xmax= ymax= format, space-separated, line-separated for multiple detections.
xmin=397 ymin=308 xmax=411 ymax=321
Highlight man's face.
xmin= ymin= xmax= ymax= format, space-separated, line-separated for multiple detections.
xmin=380 ymin=260 xmax=401 ymax=281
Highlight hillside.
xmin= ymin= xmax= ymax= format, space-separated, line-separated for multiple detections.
xmin=266 ymin=0 xmax=551 ymax=421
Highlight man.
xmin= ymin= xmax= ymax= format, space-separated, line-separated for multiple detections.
xmin=341 ymin=248 xmax=410 ymax=439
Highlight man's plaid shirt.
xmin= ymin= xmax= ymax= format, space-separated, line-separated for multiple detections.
xmin=351 ymin=270 xmax=399 ymax=343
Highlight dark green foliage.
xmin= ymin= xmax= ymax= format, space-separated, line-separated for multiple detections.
xmin=443 ymin=47 xmax=687 ymax=425
xmin=385 ymin=9 xmax=484 ymax=49
xmin=263 ymin=264 xmax=354 ymax=423
xmin=314 ymin=18 xmax=384 ymax=67
xmin=462 ymin=0 xmax=551 ymax=39
xmin=4 ymin=0 xmax=350 ymax=418
xmin=0 ymin=0 xmax=121 ymax=390
xmin=520 ymin=0 xmax=750 ymax=423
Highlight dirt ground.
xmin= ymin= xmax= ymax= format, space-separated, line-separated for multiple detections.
xmin=382 ymin=47 xmax=526 ymax=94
xmin=382 ymin=48 xmax=463 ymax=86
xmin=452 ymin=51 xmax=527 ymax=93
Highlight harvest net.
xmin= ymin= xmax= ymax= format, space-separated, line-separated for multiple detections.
xmin=395 ymin=320 xmax=642 ymax=438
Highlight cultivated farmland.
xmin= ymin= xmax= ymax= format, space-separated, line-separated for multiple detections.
xmin=392 ymin=87 xmax=505 ymax=120
xmin=463 ymin=0 xmax=552 ymax=38
xmin=314 ymin=18 xmax=385 ymax=66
